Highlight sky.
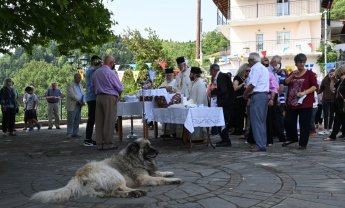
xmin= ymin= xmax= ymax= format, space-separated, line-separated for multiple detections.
xmin=105 ymin=0 xmax=218 ymax=42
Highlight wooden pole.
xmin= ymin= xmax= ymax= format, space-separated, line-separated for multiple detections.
xmin=196 ymin=0 xmax=201 ymax=59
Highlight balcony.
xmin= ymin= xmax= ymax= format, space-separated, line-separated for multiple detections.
xmin=230 ymin=0 xmax=320 ymax=21
xmin=231 ymin=38 xmax=321 ymax=56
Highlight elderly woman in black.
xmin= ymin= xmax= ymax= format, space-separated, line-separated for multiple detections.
xmin=0 ymin=78 xmax=18 ymax=136
xmin=324 ymin=65 xmax=345 ymax=141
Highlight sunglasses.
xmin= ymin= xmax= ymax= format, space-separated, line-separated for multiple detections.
xmin=246 ymin=70 xmax=251 ymax=72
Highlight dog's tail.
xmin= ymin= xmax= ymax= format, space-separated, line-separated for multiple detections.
xmin=30 ymin=177 xmax=82 ymax=203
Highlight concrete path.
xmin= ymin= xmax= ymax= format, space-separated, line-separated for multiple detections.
xmin=1 ymin=119 xmax=345 ymax=208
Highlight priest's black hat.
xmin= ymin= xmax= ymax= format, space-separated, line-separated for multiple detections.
xmin=190 ymin=67 xmax=202 ymax=74
xmin=165 ymin=68 xmax=174 ymax=74
xmin=176 ymin=56 xmax=185 ymax=64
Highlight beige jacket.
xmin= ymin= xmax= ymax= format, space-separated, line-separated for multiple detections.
xmin=66 ymin=81 xmax=84 ymax=111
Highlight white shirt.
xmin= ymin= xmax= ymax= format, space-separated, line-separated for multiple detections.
xmin=247 ymin=62 xmax=269 ymax=93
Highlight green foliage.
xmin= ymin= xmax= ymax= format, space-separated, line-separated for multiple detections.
xmin=123 ymin=28 xmax=166 ymax=91
xmin=94 ymin=36 xmax=134 ymax=65
xmin=12 ymin=61 xmax=75 ymax=97
xmin=0 ymin=1 xmax=115 ymax=54
xmin=317 ymin=42 xmax=339 ymax=72
xmin=202 ymin=30 xmax=230 ymax=56
xmin=121 ymin=68 xmax=137 ymax=95
xmin=331 ymin=0 xmax=345 ymax=20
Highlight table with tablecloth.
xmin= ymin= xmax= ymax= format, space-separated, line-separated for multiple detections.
xmin=152 ymin=106 xmax=225 ymax=149
xmin=116 ymin=101 xmax=155 ymax=142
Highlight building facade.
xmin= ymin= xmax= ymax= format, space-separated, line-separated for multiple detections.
xmin=213 ymin=0 xmax=323 ymax=76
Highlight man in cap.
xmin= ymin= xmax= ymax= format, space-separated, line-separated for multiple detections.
xmin=188 ymin=67 xmax=208 ymax=106
xmin=159 ymin=67 xmax=176 ymax=93
xmin=188 ymin=66 xmax=208 ymax=141
xmin=174 ymin=56 xmax=191 ymax=98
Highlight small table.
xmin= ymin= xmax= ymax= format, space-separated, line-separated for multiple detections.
xmin=152 ymin=107 xmax=225 ymax=150
xmin=117 ymin=101 xmax=155 ymax=142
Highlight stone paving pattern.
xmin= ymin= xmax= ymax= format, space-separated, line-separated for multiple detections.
xmin=1 ymin=119 xmax=345 ymax=208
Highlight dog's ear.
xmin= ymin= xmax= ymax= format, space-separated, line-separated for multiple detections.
xmin=127 ymin=142 xmax=140 ymax=154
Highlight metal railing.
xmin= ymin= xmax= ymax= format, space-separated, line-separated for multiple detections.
xmin=231 ymin=38 xmax=321 ymax=55
xmin=1 ymin=97 xmax=89 ymax=123
xmin=229 ymin=0 xmax=320 ymax=20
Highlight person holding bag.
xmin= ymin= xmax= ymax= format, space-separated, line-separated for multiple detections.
xmin=282 ymin=53 xmax=317 ymax=149
xmin=324 ymin=65 xmax=345 ymax=141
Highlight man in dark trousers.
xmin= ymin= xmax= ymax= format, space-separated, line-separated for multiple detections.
xmin=209 ymin=64 xmax=234 ymax=147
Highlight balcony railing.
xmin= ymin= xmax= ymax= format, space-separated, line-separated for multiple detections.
xmin=231 ymin=38 xmax=321 ymax=55
xmin=230 ymin=0 xmax=320 ymax=20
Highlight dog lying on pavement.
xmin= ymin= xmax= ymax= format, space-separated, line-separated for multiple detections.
xmin=31 ymin=138 xmax=182 ymax=203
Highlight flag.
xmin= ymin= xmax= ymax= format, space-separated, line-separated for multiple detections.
xmin=148 ymin=70 xmax=156 ymax=82
xmin=132 ymin=71 xmax=140 ymax=82
xmin=117 ymin=71 xmax=125 ymax=81
xmin=158 ymin=60 xmax=166 ymax=70
xmin=261 ymin=50 xmax=267 ymax=57
xmin=283 ymin=47 xmax=289 ymax=52
xmin=325 ymin=62 xmax=335 ymax=73
xmin=129 ymin=64 xmax=137 ymax=70
xmin=308 ymin=43 xmax=313 ymax=50
xmin=209 ymin=57 xmax=215 ymax=64
xmin=309 ymin=64 xmax=314 ymax=71
xmin=145 ymin=63 xmax=152 ymax=69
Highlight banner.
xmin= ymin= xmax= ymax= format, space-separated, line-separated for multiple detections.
xmin=132 ymin=71 xmax=140 ymax=82
xmin=148 ymin=70 xmax=156 ymax=82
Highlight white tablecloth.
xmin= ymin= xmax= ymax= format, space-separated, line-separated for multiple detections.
xmin=152 ymin=107 xmax=225 ymax=133
xmin=117 ymin=101 xmax=155 ymax=121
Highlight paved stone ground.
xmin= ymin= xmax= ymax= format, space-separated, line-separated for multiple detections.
xmin=1 ymin=119 xmax=345 ymax=208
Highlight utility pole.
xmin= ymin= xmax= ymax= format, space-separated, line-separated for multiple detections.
xmin=196 ymin=0 xmax=201 ymax=60
xmin=323 ymin=10 xmax=327 ymax=75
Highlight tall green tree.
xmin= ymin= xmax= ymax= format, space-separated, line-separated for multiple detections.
xmin=202 ymin=30 xmax=230 ymax=56
xmin=0 ymin=1 xmax=115 ymax=54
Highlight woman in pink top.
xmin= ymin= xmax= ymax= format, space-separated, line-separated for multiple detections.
xmin=283 ymin=53 xmax=318 ymax=149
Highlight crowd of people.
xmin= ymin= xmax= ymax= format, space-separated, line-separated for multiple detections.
xmin=1 ymin=53 xmax=345 ymax=152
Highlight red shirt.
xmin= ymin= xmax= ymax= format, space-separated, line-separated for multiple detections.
xmin=286 ymin=70 xmax=317 ymax=109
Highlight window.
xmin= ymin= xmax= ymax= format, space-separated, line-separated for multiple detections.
xmin=256 ymin=34 xmax=263 ymax=52
xmin=277 ymin=0 xmax=289 ymax=16
xmin=277 ymin=32 xmax=290 ymax=44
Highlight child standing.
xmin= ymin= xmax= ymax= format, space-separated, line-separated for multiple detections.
xmin=24 ymin=86 xmax=41 ymax=131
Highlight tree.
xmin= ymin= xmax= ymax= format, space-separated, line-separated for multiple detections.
xmin=331 ymin=0 xmax=345 ymax=20
xmin=317 ymin=42 xmax=338 ymax=73
xmin=0 ymin=1 xmax=115 ymax=54
xmin=123 ymin=28 xmax=166 ymax=88
xmin=202 ymin=30 xmax=230 ymax=56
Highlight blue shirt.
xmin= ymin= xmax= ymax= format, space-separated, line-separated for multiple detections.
xmin=84 ymin=66 xmax=98 ymax=102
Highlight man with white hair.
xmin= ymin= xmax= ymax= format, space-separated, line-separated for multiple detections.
xmin=93 ymin=55 xmax=124 ymax=150
xmin=243 ymin=52 xmax=270 ymax=151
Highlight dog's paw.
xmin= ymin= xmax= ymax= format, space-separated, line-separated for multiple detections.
xmin=163 ymin=171 xmax=174 ymax=177
xmin=167 ymin=178 xmax=182 ymax=185
xmin=128 ymin=189 xmax=147 ymax=198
